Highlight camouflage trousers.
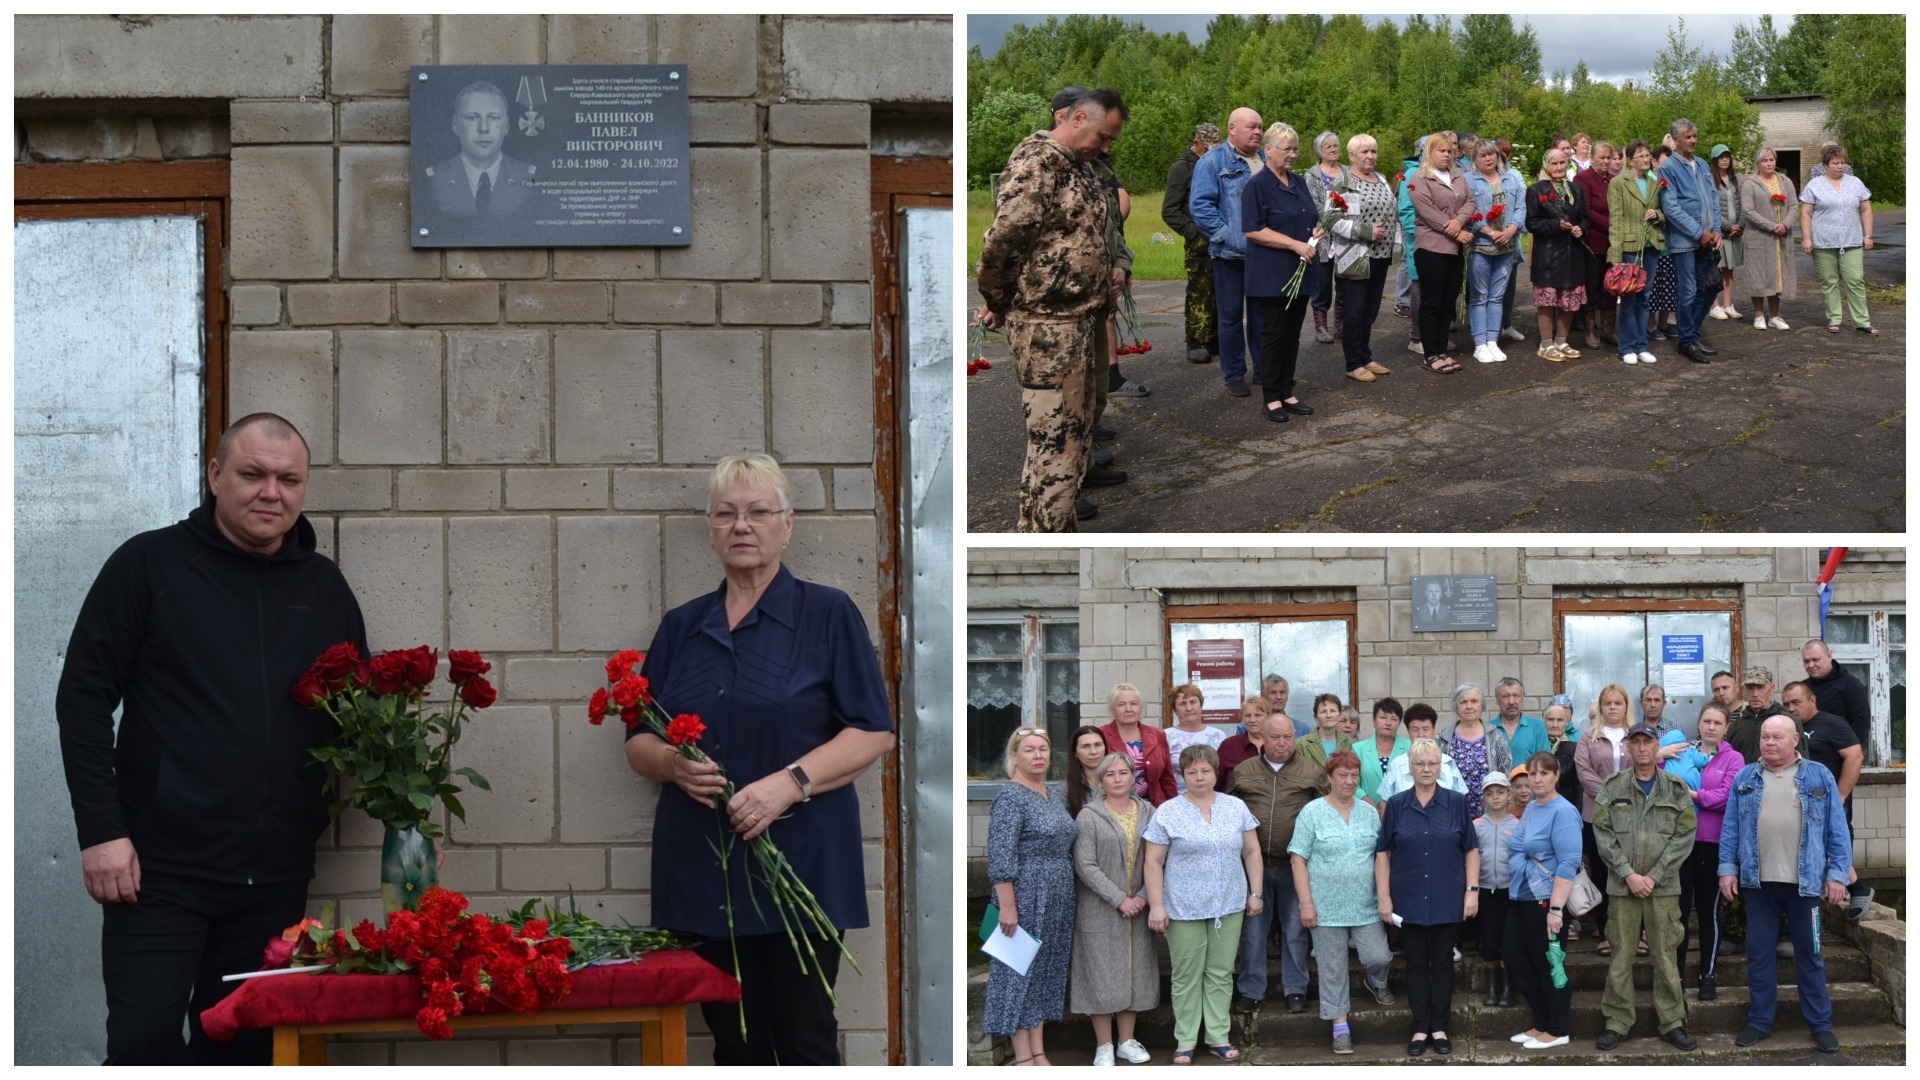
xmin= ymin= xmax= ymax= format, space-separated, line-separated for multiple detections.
xmin=1184 ymin=235 xmax=1218 ymax=352
xmin=1007 ymin=312 xmax=1098 ymax=532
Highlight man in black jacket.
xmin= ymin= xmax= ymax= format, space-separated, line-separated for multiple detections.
xmin=1801 ymin=639 xmax=1872 ymax=753
xmin=57 ymin=413 xmax=368 ymax=1064
xmin=1164 ymin=122 xmax=1222 ymax=364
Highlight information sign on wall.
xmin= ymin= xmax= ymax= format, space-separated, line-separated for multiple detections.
xmin=1183 ymin=639 xmax=1246 ymax=725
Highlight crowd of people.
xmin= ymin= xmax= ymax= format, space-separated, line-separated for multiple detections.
xmin=975 ymin=86 xmax=1882 ymax=532
xmin=981 ymin=644 xmax=1873 ymax=1063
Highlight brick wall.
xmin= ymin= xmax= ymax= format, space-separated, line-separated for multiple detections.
xmin=18 ymin=13 xmax=949 ymax=1066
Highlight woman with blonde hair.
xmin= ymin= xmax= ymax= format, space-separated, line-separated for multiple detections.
xmin=1408 ymin=132 xmax=1475 ymax=373
xmin=1574 ymin=683 xmax=1634 ymax=957
xmin=1326 ymin=132 xmax=1399 ymax=381
xmin=1071 ymin=752 xmax=1160 ymax=1064
xmin=1734 ymin=146 xmax=1798 ymax=330
xmin=1100 ymin=682 xmax=1175 ymax=805
xmin=1217 ymin=695 xmax=1271 ymax=774
xmin=984 ymin=726 xmax=1077 ymax=1064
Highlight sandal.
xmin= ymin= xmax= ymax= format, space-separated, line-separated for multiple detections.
xmin=1208 ymin=1045 xmax=1241 ymax=1062
xmin=1422 ymin=354 xmax=1462 ymax=374
xmin=1596 ymin=940 xmax=1613 ymax=958
xmin=1828 ymin=324 xmax=1842 ymax=333
xmin=1857 ymin=326 xmax=1881 ymax=336
xmin=1172 ymin=1048 xmax=1195 ymax=1066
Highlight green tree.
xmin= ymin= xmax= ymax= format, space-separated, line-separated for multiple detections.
xmin=1456 ymin=15 xmax=1542 ymax=88
xmin=1824 ymin=14 xmax=1905 ymax=202
xmin=1768 ymin=14 xmax=1841 ymax=94
xmin=1725 ymin=16 xmax=1777 ymax=98
xmin=966 ymin=89 xmax=1050 ymax=191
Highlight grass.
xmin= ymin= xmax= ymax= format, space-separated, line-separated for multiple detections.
xmin=967 ymin=189 xmax=1195 ymax=282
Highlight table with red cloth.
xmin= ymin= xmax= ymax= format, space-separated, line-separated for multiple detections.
xmin=201 ymin=949 xmax=739 ymax=1065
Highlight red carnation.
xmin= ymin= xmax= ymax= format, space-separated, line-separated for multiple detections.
xmin=523 ymin=919 xmax=549 ymax=940
xmin=1329 ymin=192 xmax=1349 ymax=212
xmin=292 ymin=671 xmax=327 ymax=708
xmin=1394 ymin=172 xmax=1405 ymax=182
xmin=1771 ymin=193 xmax=1786 ymax=203
xmin=369 ymin=651 xmax=413 ymax=695
xmin=1658 ymin=176 xmax=1668 ymax=190
xmin=611 ymin=674 xmax=650 ymax=711
xmin=604 ymin=649 xmax=644 ymax=684
xmin=416 ymin=1006 xmax=454 ymax=1041
xmin=665 ymin=713 xmax=707 ymax=747
xmin=587 ymin=687 xmax=612 ymax=725
xmin=1487 ymin=206 xmax=1504 ymax=221
xmin=448 ymin=649 xmax=490 ymax=684
xmin=458 ymin=675 xmax=497 ymax=710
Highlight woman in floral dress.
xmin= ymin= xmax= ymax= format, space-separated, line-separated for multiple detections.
xmin=1438 ymin=683 xmax=1513 ymax=820
xmin=984 ymin=728 xmax=1078 ymax=1065
xmin=1646 ymin=144 xmax=1679 ymax=340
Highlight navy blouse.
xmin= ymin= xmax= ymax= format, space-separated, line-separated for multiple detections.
xmin=631 ymin=564 xmax=894 ymax=938
xmin=1241 ymin=164 xmax=1324 ymax=299
xmin=1375 ymin=785 xmax=1479 ymax=926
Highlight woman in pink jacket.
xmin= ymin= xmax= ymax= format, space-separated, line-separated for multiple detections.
xmin=1408 ymin=134 xmax=1475 ymax=374
xmin=1678 ymin=701 xmax=1744 ymax=1001
xmin=1574 ymin=684 xmax=1632 ymax=956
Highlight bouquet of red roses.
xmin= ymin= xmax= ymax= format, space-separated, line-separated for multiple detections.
xmin=588 ymin=651 xmax=859 ymax=1035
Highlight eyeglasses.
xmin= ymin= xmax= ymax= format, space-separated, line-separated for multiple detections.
xmin=707 ymin=507 xmax=789 ymax=528
xmin=1011 ymin=726 xmax=1048 ymax=738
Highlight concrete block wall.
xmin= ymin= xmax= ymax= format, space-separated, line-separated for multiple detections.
xmin=19 ymin=13 xmax=952 ymax=1066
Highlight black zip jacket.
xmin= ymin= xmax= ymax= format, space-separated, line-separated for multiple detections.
xmin=56 ymin=502 xmax=367 ymax=884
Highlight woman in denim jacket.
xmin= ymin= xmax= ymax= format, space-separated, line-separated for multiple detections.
xmin=1463 ymin=138 xmax=1527 ymax=364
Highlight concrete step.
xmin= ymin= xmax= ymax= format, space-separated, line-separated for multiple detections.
xmin=1297 ymin=935 xmax=1871 ymax=994
xmin=1237 ymin=1022 xmax=1911 ymax=1065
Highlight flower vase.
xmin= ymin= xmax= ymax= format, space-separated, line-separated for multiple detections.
xmin=381 ymin=824 xmax=438 ymax=913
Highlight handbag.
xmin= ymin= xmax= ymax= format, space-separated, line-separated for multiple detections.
xmin=1604 ymin=260 xmax=1647 ymax=296
xmin=1531 ymin=857 xmax=1603 ymax=917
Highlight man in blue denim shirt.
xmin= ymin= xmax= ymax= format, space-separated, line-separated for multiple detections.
xmin=1189 ymin=107 xmax=1266 ymax=396
xmin=1657 ymin=119 xmax=1724 ymax=363
xmin=1716 ymin=715 xmax=1852 ymax=1054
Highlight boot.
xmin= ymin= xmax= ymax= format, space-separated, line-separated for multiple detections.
xmin=1482 ymin=963 xmax=1498 ymax=1006
xmin=1599 ymin=310 xmax=1617 ymax=346
xmin=1496 ymin=968 xmax=1515 ymax=1008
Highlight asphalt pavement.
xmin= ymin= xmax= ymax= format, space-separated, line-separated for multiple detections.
xmin=966 ymin=212 xmax=1906 ymax=533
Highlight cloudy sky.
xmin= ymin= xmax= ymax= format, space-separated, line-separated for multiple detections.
xmin=968 ymin=14 xmax=1776 ymax=87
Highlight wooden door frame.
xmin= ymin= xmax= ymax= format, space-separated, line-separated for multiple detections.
xmin=15 ymin=161 xmax=232 ymax=463
xmin=869 ymin=154 xmax=951 ymax=1065
xmin=1162 ymin=604 xmax=1361 ymax=723
xmin=1551 ymin=597 xmax=1745 ymax=691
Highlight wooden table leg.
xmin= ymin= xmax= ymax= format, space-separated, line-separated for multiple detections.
xmin=272 ymin=1026 xmax=299 ymax=1065
xmin=299 ymin=1033 xmax=328 ymax=1065
xmin=659 ymin=1006 xmax=687 ymax=1066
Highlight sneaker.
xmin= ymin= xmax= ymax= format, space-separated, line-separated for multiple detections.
xmin=1075 ymin=497 xmax=1097 ymax=521
xmin=1394 ymin=304 xmax=1411 ymax=318
xmin=1473 ymin=343 xmax=1495 ymax=363
xmin=1537 ymin=343 xmax=1566 ymax=361
xmin=1285 ymin=993 xmax=1308 ymax=1014
xmin=1092 ymin=445 xmax=1115 ymax=467
xmin=1367 ymin=978 xmax=1395 ymax=1005
xmin=1848 ymin=885 xmax=1875 ymax=920
xmin=1769 ymin=316 xmax=1790 ymax=330
xmin=1723 ymin=306 xmax=1743 ymax=318
xmin=1622 ymin=352 xmax=1638 ymax=364
xmin=1649 ymin=329 xmax=1668 ymax=341
xmin=1638 ymin=352 xmax=1658 ymax=365
xmin=1231 ymin=994 xmax=1259 ymax=1015
xmin=1110 ymin=378 xmax=1150 ymax=398
xmin=1225 ymin=378 xmax=1250 ymax=398
xmin=1735 ymin=1026 xmax=1769 ymax=1047
xmin=1407 ymin=340 xmax=1425 ymax=355
xmin=1187 ymin=347 xmax=1211 ymax=363
xmin=1523 ymin=1034 xmax=1570 ymax=1049
xmin=1116 ymin=1039 xmax=1151 ymax=1064
xmin=1812 ymin=1030 xmax=1839 ymax=1054
xmin=1596 ymin=1030 xmax=1621 ymax=1051
xmin=1083 ymin=463 xmax=1127 ymax=487
xmin=1754 ymin=315 xmax=1769 ymax=330
xmin=1698 ymin=974 xmax=1717 ymax=1001
xmin=1488 ymin=343 xmax=1507 ymax=361
xmin=1332 ymin=1032 xmax=1354 ymax=1055
xmin=1093 ymin=1043 xmax=1115 ymax=1066
xmin=1661 ymin=1027 xmax=1698 ymax=1051
xmin=1709 ymin=305 xmax=1728 ymax=320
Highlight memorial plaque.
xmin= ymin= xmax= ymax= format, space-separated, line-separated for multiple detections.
xmin=1410 ymin=574 xmax=1499 ymax=632
xmin=409 ymin=64 xmax=692 ymax=249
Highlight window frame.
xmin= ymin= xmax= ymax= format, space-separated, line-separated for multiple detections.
xmin=1825 ymin=605 xmax=1905 ymax=767
xmin=965 ymin=611 xmax=1080 ymax=792
xmin=1552 ymin=597 xmax=1744 ymax=735
xmin=1162 ymin=602 xmax=1359 ymax=723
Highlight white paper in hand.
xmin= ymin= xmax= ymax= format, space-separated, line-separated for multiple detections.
xmin=980 ymin=923 xmax=1043 ymax=976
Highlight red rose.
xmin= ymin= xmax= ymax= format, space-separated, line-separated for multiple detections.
xmin=312 ymin=642 xmax=362 ymax=683
xmin=587 ymin=687 xmax=612 ymax=724
xmin=401 ymin=645 xmax=438 ymax=688
xmin=665 ymin=713 xmax=707 ymax=747
xmin=1394 ymin=172 xmax=1405 ymax=182
xmin=448 ymin=649 xmax=491 ymax=684
xmin=369 ymin=651 xmax=413 ymax=695
xmin=350 ymin=659 xmax=372 ymax=690
xmin=458 ymin=675 xmax=497 ymax=709
xmin=291 ymin=671 xmax=328 ymax=708
xmin=604 ymin=649 xmax=644 ymax=684
xmin=611 ymin=674 xmax=650 ymax=711
xmin=262 ymin=936 xmax=296 ymax=969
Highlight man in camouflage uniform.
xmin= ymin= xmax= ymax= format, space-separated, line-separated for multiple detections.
xmin=976 ymin=89 xmax=1124 ymax=532
xmin=1165 ymin=123 xmax=1222 ymax=364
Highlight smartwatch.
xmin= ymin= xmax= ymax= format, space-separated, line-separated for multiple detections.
xmin=786 ymin=762 xmax=813 ymax=802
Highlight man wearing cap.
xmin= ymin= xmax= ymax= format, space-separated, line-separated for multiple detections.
xmin=1591 ymin=722 xmax=1699 ymax=1052
xmin=1165 ymin=124 xmax=1223 ymax=366
xmin=1727 ymin=667 xmax=1795 ymax=765
xmin=976 ymin=88 xmax=1125 ymax=531
xmin=1188 ymin=107 xmax=1266 ymax=397
xmin=1718 ymin=715 xmax=1851 ymax=1054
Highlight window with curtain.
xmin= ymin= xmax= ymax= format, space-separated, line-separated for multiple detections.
xmin=967 ymin=618 xmax=1079 ymax=780
xmin=1825 ymin=609 xmax=1905 ymax=766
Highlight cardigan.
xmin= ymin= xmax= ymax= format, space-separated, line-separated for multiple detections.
xmin=1102 ymin=722 xmax=1177 ymax=806
xmin=1573 ymin=166 xmax=1613 ymax=257
xmin=1606 ymin=171 xmax=1666 ymax=263
xmin=1408 ymin=170 xmax=1475 ymax=256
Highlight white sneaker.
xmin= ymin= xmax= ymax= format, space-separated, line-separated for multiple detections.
xmin=1754 ymin=315 xmax=1768 ymax=330
xmin=1489 ymin=342 xmax=1508 ymax=361
xmin=1474 ymin=343 xmax=1496 ymax=363
xmin=1769 ymin=316 xmax=1790 ymax=330
xmin=1708 ymin=305 xmax=1728 ymax=320
xmin=1622 ymin=352 xmax=1638 ymax=364
xmin=1116 ymin=1040 xmax=1151 ymax=1064
xmin=1093 ymin=1043 xmax=1115 ymax=1066
xmin=1524 ymin=1034 xmax=1571 ymax=1049
xmin=1638 ymin=352 xmax=1658 ymax=364
xmin=1407 ymin=340 xmax=1425 ymax=355
xmin=1502 ymin=326 xmax=1526 ymax=342
xmin=1723 ymin=305 xmax=1743 ymax=318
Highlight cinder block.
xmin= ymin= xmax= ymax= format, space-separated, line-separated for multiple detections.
xmin=613 ymin=283 xmax=715 ymax=325
xmin=229 ymin=102 xmax=331 ymax=145
xmin=397 ymin=469 xmax=501 ymax=511
xmin=835 ymin=899 xmax=891 ymax=1028
xmin=501 ymin=847 xmax=607 ymax=893
xmin=337 ymin=517 xmax=444 ymax=649
xmin=783 ymin=470 xmax=830 ymax=512
xmin=395 ymin=1039 xmax=503 ymax=1065
xmin=556 ymin=516 xmax=661 ymax=651
xmin=768 ymin=103 xmax=870 ymax=146
xmin=311 ymin=849 xmax=381 ymax=900
xmin=439 ymin=15 xmax=542 ymax=64
xmin=768 ymin=151 xmax=869 ymax=281
xmin=690 ymin=102 xmax=758 ymax=144
xmin=782 ymin=17 xmax=951 ymax=103
xmin=612 ymin=468 xmax=710 ymax=511
xmin=659 ymin=149 xmax=763 ymax=280
xmin=447 ymin=332 xmax=550 ymax=464
xmin=609 ymin=847 xmax=651 ymax=890
xmin=555 ymin=248 xmax=656 ymax=280
xmin=232 ymin=146 xmax=334 ymax=280
xmin=439 ymin=847 xmax=498 ymax=893
xmin=229 ymin=331 xmax=334 ymax=464
xmin=506 ymin=468 xmax=609 ymax=510
xmin=289 ymin=284 xmax=392 ymax=326
xmin=557 ymin=711 xmax=659 ymax=843
xmin=448 ymin=703 xmax=556 ymax=844
xmin=306 ymin=469 xmax=392 ymax=512
xmin=230 ymin=284 xmax=281 ymax=326
xmin=398 ymin=282 xmax=499 ymax=324
xmin=505 ymin=283 xmax=610 ymax=324
xmin=657 ymin=16 xmax=759 ymax=97
xmin=505 ymin=1040 xmax=613 ymax=1067
xmin=332 ymin=15 xmax=433 ymax=96
xmin=338 ymin=100 xmax=411 ymax=143
xmin=833 ymin=467 xmax=874 ymax=510
xmin=721 ymin=283 xmax=823 ymax=325
xmin=320 ymin=1042 xmax=390 ymax=1066
xmin=555 ymin=330 xmax=659 ymax=464
xmin=447 ymin=248 xmax=549 ymax=280
xmin=25 ymin=116 xmax=136 ymax=161
xmin=16 ymin=15 xmax=324 ymax=99
xmin=548 ymin=14 xmax=649 ymax=63
xmin=844 ymin=1032 xmax=888 ymax=1067
xmin=502 ymin=656 xmax=606 ymax=702
xmin=770 ymin=330 xmax=873 ymax=462
xmin=659 ymin=331 xmax=764 ymax=462
xmin=338 ymin=330 xmax=442 ymax=464
xmin=339 ymin=146 xmax=441 ymax=279
xmin=448 ymin=516 xmax=553 ymax=650
xmin=829 ymin=283 xmax=872 ymax=326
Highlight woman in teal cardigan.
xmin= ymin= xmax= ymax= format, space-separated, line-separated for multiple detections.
xmin=1606 ymin=140 xmax=1665 ymax=365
